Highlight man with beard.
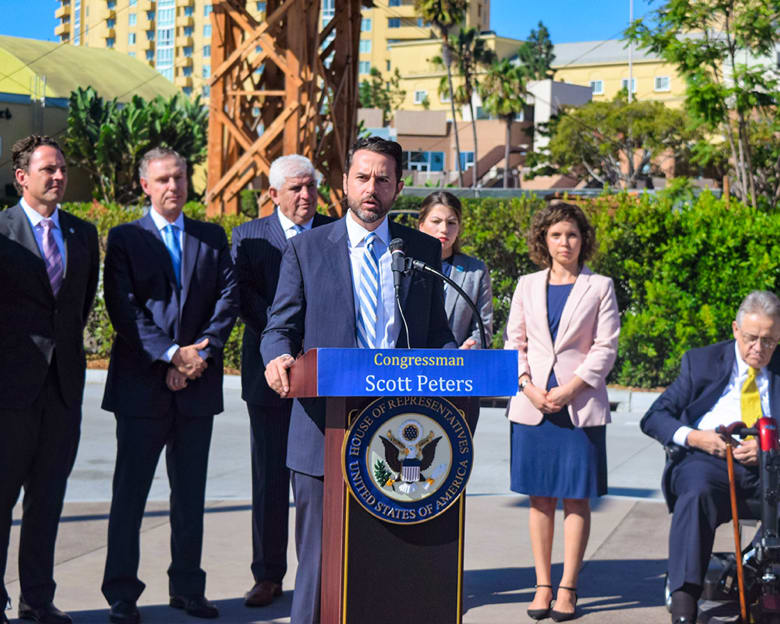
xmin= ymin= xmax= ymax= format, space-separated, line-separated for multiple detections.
xmin=262 ymin=136 xmax=456 ymax=623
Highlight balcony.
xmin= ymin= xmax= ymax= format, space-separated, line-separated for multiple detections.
xmin=105 ymin=27 xmax=116 ymax=39
xmin=179 ymin=0 xmax=194 ymax=6
xmin=178 ymin=16 xmax=194 ymax=27
xmin=95 ymin=6 xmax=116 ymax=21
xmin=54 ymin=22 xmax=70 ymax=37
xmin=54 ymin=4 xmax=70 ymax=19
xmin=175 ymin=75 xmax=194 ymax=88
xmin=141 ymin=37 xmax=155 ymax=51
xmin=180 ymin=55 xmax=193 ymax=67
xmin=138 ymin=14 xmax=154 ymax=29
xmin=176 ymin=35 xmax=193 ymax=48
xmin=138 ymin=0 xmax=155 ymax=10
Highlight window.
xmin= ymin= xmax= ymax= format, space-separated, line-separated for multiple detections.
xmin=184 ymin=5 xmax=194 ymax=16
xmin=157 ymin=27 xmax=173 ymax=45
xmin=157 ymin=47 xmax=173 ymax=63
xmin=128 ymin=13 xmax=136 ymax=26
xmin=203 ymin=24 xmax=211 ymax=37
xmin=146 ymin=29 xmax=155 ymax=40
xmin=386 ymin=60 xmax=390 ymax=71
xmin=184 ymin=26 xmax=193 ymax=36
xmin=439 ymin=90 xmax=450 ymax=103
xmin=654 ymin=76 xmax=671 ymax=92
xmin=202 ymin=85 xmax=210 ymax=96
xmin=106 ymin=37 xmax=115 ymax=47
xmin=107 ymin=0 xmax=116 ymax=8
xmin=146 ymin=10 xmax=154 ymax=20
xmin=389 ymin=0 xmax=400 ymax=5
xmin=590 ymin=80 xmax=603 ymax=95
xmin=146 ymin=49 xmax=154 ymax=60
xmin=621 ymin=78 xmax=637 ymax=93
xmin=388 ymin=17 xmax=400 ymax=28
xmin=128 ymin=32 xmax=136 ymax=44
xmin=202 ymin=65 xmax=211 ymax=78
xmin=128 ymin=51 xmax=136 ymax=57
xmin=459 ymin=151 xmax=474 ymax=170
xmin=417 ymin=18 xmax=429 ymax=27
xmin=160 ymin=67 xmax=173 ymax=81
xmin=361 ymin=18 xmax=371 ymax=31
xmin=256 ymin=1 xmax=266 ymax=11
xmin=203 ymin=45 xmax=211 ymax=57
xmin=129 ymin=0 xmax=137 ymax=5
xmin=414 ymin=89 xmax=427 ymax=104
xmin=359 ymin=39 xmax=371 ymax=53
xmin=401 ymin=151 xmax=444 ymax=172
xmin=358 ymin=61 xmax=370 ymax=74
xmin=183 ymin=46 xmax=193 ymax=56
xmin=204 ymin=4 xmax=212 ymax=16
xmin=107 ymin=18 xmax=115 ymax=28
xmin=182 ymin=66 xmax=193 ymax=77
xmin=182 ymin=86 xmax=193 ymax=96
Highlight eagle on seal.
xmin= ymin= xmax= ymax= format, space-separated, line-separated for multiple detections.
xmin=380 ymin=429 xmax=441 ymax=487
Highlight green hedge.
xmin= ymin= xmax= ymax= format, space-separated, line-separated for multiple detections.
xmin=60 ymin=191 xmax=780 ymax=387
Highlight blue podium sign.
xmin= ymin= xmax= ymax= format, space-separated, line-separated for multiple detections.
xmin=315 ymin=348 xmax=518 ymax=397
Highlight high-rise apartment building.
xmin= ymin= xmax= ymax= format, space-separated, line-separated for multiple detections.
xmin=54 ymin=0 xmax=489 ymax=97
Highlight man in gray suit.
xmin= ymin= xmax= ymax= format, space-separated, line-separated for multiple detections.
xmin=0 ymin=135 xmax=99 ymax=624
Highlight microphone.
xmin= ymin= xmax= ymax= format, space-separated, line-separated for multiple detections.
xmin=389 ymin=238 xmax=407 ymax=295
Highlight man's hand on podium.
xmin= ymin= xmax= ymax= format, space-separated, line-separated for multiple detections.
xmin=459 ymin=338 xmax=476 ymax=349
xmin=265 ymin=354 xmax=296 ymax=398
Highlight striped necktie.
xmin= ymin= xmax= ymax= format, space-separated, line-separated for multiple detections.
xmin=741 ymin=366 xmax=762 ymax=427
xmin=356 ymin=232 xmax=380 ymax=349
xmin=40 ymin=218 xmax=64 ymax=296
xmin=162 ymin=223 xmax=182 ymax=288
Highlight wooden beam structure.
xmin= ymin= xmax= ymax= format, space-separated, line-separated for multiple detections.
xmin=206 ymin=0 xmax=365 ymax=217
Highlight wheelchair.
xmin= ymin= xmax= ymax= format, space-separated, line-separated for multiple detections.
xmin=664 ymin=417 xmax=780 ymax=623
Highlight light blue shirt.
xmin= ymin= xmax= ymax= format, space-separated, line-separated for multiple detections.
xmin=277 ymin=208 xmax=313 ymax=239
xmin=20 ymin=198 xmax=67 ymax=265
xmin=147 ymin=208 xmax=189 ymax=363
xmin=345 ymin=212 xmax=398 ymax=348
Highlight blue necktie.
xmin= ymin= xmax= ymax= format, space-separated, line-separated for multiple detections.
xmin=162 ymin=224 xmax=182 ymax=288
xmin=357 ymin=233 xmax=380 ymax=348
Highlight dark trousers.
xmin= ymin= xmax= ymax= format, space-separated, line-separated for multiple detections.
xmin=248 ymin=403 xmax=291 ymax=584
xmin=668 ymin=451 xmax=760 ymax=594
xmin=290 ymin=471 xmax=323 ymax=624
xmin=101 ymin=410 xmax=214 ymax=604
xmin=0 ymin=364 xmax=80 ymax=608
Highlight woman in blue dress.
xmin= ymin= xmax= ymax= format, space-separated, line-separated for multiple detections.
xmin=504 ymin=202 xmax=620 ymax=621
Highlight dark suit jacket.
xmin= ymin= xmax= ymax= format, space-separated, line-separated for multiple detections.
xmin=261 ymin=216 xmax=456 ymax=477
xmin=444 ymin=252 xmax=493 ymax=347
xmin=231 ymin=211 xmax=335 ymax=406
xmin=640 ymin=340 xmax=780 ymax=510
xmin=0 ymin=203 xmax=99 ymax=409
xmin=101 ymin=212 xmax=238 ymax=418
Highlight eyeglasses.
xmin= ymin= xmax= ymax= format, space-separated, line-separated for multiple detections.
xmin=739 ymin=331 xmax=780 ymax=349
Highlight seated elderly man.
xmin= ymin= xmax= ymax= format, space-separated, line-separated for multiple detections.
xmin=641 ymin=290 xmax=780 ymax=624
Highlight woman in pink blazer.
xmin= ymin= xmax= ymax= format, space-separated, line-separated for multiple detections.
xmin=505 ymin=202 xmax=619 ymax=622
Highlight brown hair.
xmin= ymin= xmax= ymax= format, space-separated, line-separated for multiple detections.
xmin=12 ymin=135 xmax=63 ymax=193
xmin=418 ymin=191 xmax=463 ymax=255
xmin=346 ymin=136 xmax=403 ymax=183
xmin=526 ymin=201 xmax=595 ymax=268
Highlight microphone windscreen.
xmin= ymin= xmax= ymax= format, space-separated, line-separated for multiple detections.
xmin=389 ymin=237 xmax=404 ymax=252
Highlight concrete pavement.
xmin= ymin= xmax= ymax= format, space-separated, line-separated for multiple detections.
xmin=5 ymin=375 xmax=740 ymax=623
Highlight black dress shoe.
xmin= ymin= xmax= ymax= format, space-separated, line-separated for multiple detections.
xmin=18 ymin=600 xmax=72 ymax=624
xmin=527 ymin=584 xmax=553 ymax=620
xmin=550 ymin=586 xmax=578 ymax=622
xmin=109 ymin=600 xmax=140 ymax=624
xmin=170 ymin=595 xmax=219 ymax=619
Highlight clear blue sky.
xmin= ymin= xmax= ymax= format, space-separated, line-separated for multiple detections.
xmin=0 ymin=0 xmax=656 ymax=45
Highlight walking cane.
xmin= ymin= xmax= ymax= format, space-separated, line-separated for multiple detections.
xmin=725 ymin=439 xmax=749 ymax=623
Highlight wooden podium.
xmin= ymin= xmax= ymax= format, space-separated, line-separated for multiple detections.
xmin=287 ymin=348 xmax=518 ymax=624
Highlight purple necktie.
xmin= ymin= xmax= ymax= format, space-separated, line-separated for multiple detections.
xmin=40 ymin=218 xmax=64 ymax=295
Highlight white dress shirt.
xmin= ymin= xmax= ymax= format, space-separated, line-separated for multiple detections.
xmin=148 ymin=208 xmax=187 ymax=363
xmin=20 ymin=198 xmax=67 ymax=265
xmin=674 ymin=341 xmax=771 ymax=446
xmin=277 ymin=208 xmax=313 ymax=239
xmin=345 ymin=213 xmax=398 ymax=348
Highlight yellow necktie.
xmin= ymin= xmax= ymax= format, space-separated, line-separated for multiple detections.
xmin=741 ymin=366 xmax=762 ymax=427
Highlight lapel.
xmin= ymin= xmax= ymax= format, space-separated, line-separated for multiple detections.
xmin=532 ymin=269 xmax=554 ymax=353
xmin=768 ymin=350 xmax=780 ymax=418
xmin=179 ymin=215 xmax=201 ymax=308
xmin=444 ymin=253 xmax=467 ymax=318
xmin=554 ymin=266 xmax=594 ymax=350
xmin=267 ymin=210 xmax=288 ymax=251
xmin=57 ymin=210 xmax=77 ymax=295
xmin=326 ymin=218 xmax=358 ymax=345
xmin=138 ymin=212 xmax=179 ymax=288
xmin=689 ymin=342 xmax=736 ymax=419
xmin=5 ymin=203 xmax=52 ymax=297
xmin=389 ymin=220 xmax=412 ymax=310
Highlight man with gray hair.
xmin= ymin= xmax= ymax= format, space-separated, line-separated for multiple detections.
xmin=231 ymin=154 xmax=334 ymax=608
xmin=641 ymin=290 xmax=780 ymax=624
xmin=101 ymin=146 xmax=238 ymax=623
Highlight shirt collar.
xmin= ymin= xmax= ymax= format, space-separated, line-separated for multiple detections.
xmin=20 ymin=198 xmax=60 ymax=229
xmin=345 ymin=211 xmax=390 ymax=248
xmin=149 ymin=206 xmax=184 ymax=232
xmin=277 ymin=208 xmax=313 ymax=233
xmin=734 ymin=340 xmax=766 ymax=377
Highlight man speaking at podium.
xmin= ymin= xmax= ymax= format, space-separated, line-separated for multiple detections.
xmin=262 ymin=136 xmax=456 ymax=624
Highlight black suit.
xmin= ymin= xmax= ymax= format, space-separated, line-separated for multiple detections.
xmin=261 ymin=216 xmax=455 ymax=623
xmin=100 ymin=212 xmax=238 ymax=604
xmin=641 ymin=340 xmax=780 ymax=594
xmin=0 ymin=203 xmax=99 ymax=608
xmin=231 ymin=210 xmax=334 ymax=586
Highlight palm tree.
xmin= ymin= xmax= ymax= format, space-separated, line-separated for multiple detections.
xmin=479 ymin=59 xmax=526 ymax=188
xmin=433 ymin=27 xmax=496 ymax=187
xmin=414 ymin=0 xmax=468 ymax=186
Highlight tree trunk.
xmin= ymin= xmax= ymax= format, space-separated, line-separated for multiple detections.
xmin=443 ymin=39 xmax=464 ymax=187
xmin=468 ymin=97 xmax=478 ymax=187
xmin=504 ymin=115 xmax=511 ymax=188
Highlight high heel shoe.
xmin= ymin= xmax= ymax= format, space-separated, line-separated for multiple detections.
xmin=550 ymin=585 xmax=578 ymax=622
xmin=527 ymin=584 xmax=553 ymax=620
